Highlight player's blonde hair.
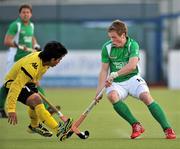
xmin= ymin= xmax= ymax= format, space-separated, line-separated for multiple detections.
xmin=108 ymin=20 xmax=128 ymax=36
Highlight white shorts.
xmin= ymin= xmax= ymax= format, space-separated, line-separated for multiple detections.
xmin=106 ymin=75 xmax=149 ymax=100
xmin=6 ymin=47 xmax=17 ymax=73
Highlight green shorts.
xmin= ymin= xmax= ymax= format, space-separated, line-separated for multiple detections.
xmin=0 ymin=85 xmax=9 ymax=108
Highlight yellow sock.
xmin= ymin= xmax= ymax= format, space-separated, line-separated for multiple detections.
xmin=35 ymin=104 xmax=58 ymax=133
xmin=28 ymin=107 xmax=39 ymax=127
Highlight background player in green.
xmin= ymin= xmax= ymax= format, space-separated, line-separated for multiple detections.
xmin=4 ymin=4 xmax=40 ymax=71
xmin=95 ymin=20 xmax=176 ymax=139
xmin=0 ymin=4 xmax=59 ymax=119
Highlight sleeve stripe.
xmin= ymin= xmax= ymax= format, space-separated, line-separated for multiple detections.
xmin=21 ymin=67 xmax=33 ymax=80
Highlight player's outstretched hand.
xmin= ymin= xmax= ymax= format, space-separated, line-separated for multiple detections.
xmin=47 ymin=105 xmax=61 ymax=115
xmin=94 ymin=93 xmax=103 ymax=104
xmin=8 ymin=112 xmax=17 ymax=125
xmin=13 ymin=41 xmax=28 ymax=51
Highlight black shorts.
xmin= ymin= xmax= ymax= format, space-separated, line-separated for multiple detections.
xmin=5 ymin=83 xmax=38 ymax=105
xmin=18 ymin=83 xmax=38 ymax=104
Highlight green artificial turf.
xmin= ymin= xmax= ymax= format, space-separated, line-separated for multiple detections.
xmin=0 ymin=88 xmax=179 ymax=149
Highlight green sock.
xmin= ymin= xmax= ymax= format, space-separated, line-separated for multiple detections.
xmin=0 ymin=86 xmax=8 ymax=109
xmin=113 ymin=100 xmax=138 ymax=125
xmin=37 ymin=86 xmax=49 ymax=109
xmin=148 ymin=101 xmax=171 ymax=130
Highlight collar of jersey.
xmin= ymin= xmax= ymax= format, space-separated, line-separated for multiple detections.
xmin=17 ymin=17 xmax=31 ymax=25
xmin=124 ymin=36 xmax=131 ymax=48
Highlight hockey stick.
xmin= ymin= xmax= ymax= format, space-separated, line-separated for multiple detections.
xmin=60 ymin=87 xmax=105 ymax=140
xmin=25 ymin=85 xmax=85 ymax=139
xmin=72 ymin=87 xmax=105 ymax=128
xmin=38 ymin=92 xmax=87 ymax=137
xmin=14 ymin=42 xmax=37 ymax=52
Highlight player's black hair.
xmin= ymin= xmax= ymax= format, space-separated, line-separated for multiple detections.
xmin=19 ymin=4 xmax=32 ymax=13
xmin=39 ymin=41 xmax=68 ymax=62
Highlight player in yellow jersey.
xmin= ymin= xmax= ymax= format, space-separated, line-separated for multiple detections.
xmin=0 ymin=4 xmax=59 ymax=118
xmin=2 ymin=41 xmax=73 ymax=140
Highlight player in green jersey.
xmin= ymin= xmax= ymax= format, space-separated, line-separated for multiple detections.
xmin=4 ymin=4 xmax=39 ymax=70
xmin=95 ymin=20 xmax=176 ymax=139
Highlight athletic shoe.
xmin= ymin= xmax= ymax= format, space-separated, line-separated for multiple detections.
xmin=57 ymin=118 xmax=73 ymax=140
xmin=130 ymin=122 xmax=145 ymax=139
xmin=0 ymin=109 xmax=8 ymax=118
xmin=28 ymin=124 xmax=53 ymax=137
xmin=164 ymin=128 xmax=176 ymax=139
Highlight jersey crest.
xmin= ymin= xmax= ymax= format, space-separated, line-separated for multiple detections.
xmin=31 ymin=63 xmax=38 ymax=69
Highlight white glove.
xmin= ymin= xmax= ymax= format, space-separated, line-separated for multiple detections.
xmin=105 ymin=72 xmax=118 ymax=87
xmin=34 ymin=44 xmax=41 ymax=51
xmin=110 ymin=72 xmax=119 ymax=79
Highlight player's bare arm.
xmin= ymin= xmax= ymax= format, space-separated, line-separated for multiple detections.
xmin=32 ymin=36 xmax=41 ymax=50
xmin=4 ymin=34 xmax=16 ymax=47
xmin=95 ymin=62 xmax=109 ymax=101
xmin=107 ymin=57 xmax=139 ymax=84
xmin=32 ymin=36 xmax=38 ymax=46
xmin=117 ymin=57 xmax=139 ymax=75
xmin=4 ymin=34 xmax=30 ymax=51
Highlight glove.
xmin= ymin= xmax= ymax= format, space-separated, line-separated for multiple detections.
xmin=105 ymin=72 xmax=118 ymax=87
xmin=109 ymin=72 xmax=119 ymax=79
xmin=34 ymin=44 xmax=41 ymax=51
xmin=47 ymin=105 xmax=61 ymax=115
xmin=94 ymin=92 xmax=103 ymax=104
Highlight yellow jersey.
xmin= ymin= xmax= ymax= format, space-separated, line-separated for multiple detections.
xmin=5 ymin=52 xmax=49 ymax=112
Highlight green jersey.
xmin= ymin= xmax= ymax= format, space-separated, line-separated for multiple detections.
xmin=6 ymin=17 xmax=34 ymax=61
xmin=101 ymin=37 xmax=140 ymax=82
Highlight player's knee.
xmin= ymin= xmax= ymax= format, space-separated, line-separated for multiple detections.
xmin=26 ymin=93 xmax=42 ymax=108
xmin=139 ymin=92 xmax=154 ymax=105
xmin=107 ymin=91 xmax=119 ymax=104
